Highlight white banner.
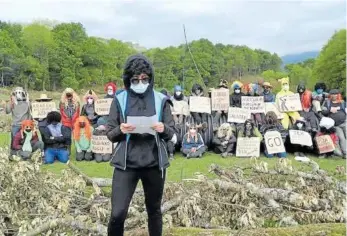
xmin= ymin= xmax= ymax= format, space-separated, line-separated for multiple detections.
xmin=277 ymin=93 xmax=302 ymax=112
xmin=264 ymin=131 xmax=285 ymax=154
xmin=172 ymin=100 xmax=190 ymax=116
xmin=228 ymin=107 xmax=251 ymax=123
xmin=211 ymin=89 xmax=230 ymax=111
xmin=241 ymin=96 xmax=265 ymax=113
xmin=265 ymin=102 xmax=285 ymax=119
xmin=289 ymin=130 xmax=313 ymax=147
xmin=95 ymin=99 xmax=113 ymax=115
xmin=91 ymin=135 xmax=113 ymax=154
xmin=236 ymin=137 xmax=260 ymax=157
xmin=189 ymin=96 xmax=211 ymax=114
xmin=31 ymin=102 xmax=56 ymax=119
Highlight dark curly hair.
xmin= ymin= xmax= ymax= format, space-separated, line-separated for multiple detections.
xmin=47 ymin=111 xmax=62 ymax=124
xmin=123 ymin=55 xmax=153 ymax=88
xmin=265 ymin=111 xmax=279 ymax=125
xmin=243 ymin=119 xmax=255 ymax=137
xmin=314 ymin=82 xmax=326 ymax=92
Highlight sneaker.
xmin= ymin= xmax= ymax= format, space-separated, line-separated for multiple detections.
xmin=227 ymin=153 xmax=234 ymax=157
xmin=186 ymin=154 xmax=191 ymax=159
xmin=318 ymin=154 xmax=326 ymax=159
xmin=221 ymin=153 xmax=227 ymax=158
xmin=169 ymin=154 xmax=174 ymax=160
xmin=198 ymin=153 xmax=202 ymax=158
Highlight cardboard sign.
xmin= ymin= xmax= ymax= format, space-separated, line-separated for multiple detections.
xmin=95 ymin=99 xmax=113 ymax=115
xmin=241 ymin=96 xmax=265 ymax=113
xmin=211 ymin=89 xmax=230 ymax=111
xmin=91 ymin=135 xmax=113 ymax=154
xmin=31 ymin=102 xmax=56 ymax=119
xmin=277 ymin=93 xmax=302 ymax=112
xmin=264 ymin=131 xmax=285 ymax=154
xmin=316 ymin=135 xmax=335 ymax=154
xmin=228 ymin=107 xmax=251 ymax=123
xmin=265 ymin=102 xmax=284 ymax=119
xmin=172 ymin=100 xmax=190 ymax=116
xmin=289 ymin=130 xmax=313 ymax=147
xmin=236 ymin=137 xmax=260 ymax=157
xmin=189 ymin=96 xmax=211 ymax=114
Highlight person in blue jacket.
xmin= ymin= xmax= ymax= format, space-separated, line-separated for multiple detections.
xmin=181 ymin=123 xmax=206 ymax=158
xmin=106 ymin=54 xmax=176 ymax=236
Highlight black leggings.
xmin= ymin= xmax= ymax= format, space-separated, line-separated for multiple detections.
xmin=108 ymin=167 xmax=166 ymax=236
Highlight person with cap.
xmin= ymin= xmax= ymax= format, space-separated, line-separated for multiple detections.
xmin=34 ymin=94 xmax=54 ymax=135
xmin=59 ymin=88 xmax=80 ymax=129
xmin=275 ymin=77 xmax=300 ymax=129
xmin=230 ymin=81 xmax=244 ymax=108
xmin=312 ymin=82 xmax=328 ymax=113
xmin=106 ymin=54 xmax=176 ymax=236
xmin=322 ymin=89 xmax=346 ymax=156
xmin=262 ymin=82 xmax=276 ymax=103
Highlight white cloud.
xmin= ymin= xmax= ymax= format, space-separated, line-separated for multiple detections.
xmin=0 ymin=0 xmax=345 ymax=55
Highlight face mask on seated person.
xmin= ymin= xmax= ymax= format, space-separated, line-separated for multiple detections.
xmin=25 ymin=128 xmax=32 ymax=133
xmin=316 ymin=89 xmax=323 ymax=94
xmin=235 ymin=89 xmax=241 ymax=94
xmin=297 ymin=123 xmax=303 ymax=129
xmin=175 ymin=91 xmax=182 ymax=96
xmin=79 ymin=122 xmax=86 ymax=128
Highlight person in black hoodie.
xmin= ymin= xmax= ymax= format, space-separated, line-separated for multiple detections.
xmin=190 ymin=83 xmax=208 ymax=126
xmin=106 ymin=54 xmax=176 ymax=236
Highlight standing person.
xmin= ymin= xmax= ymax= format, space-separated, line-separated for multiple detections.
xmin=190 ymin=83 xmax=208 ymax=126
xmin=81 ymin=90 xmax=99 ymax=126
xmin=104 ymin=82 xmax=117 ymax=99
xmin=106 ymin=54 xmax=176 ymax=236
xmin=6 ymin=87 xmax=31 ymax=149
xmin=230 ymin=81 xmax=244 ymax=108
xmin=59 ymin=88 xmax=80 ymax=129
xmin=34 ymin=94 xmax=54 ymax=135
xmin=262 ymin=82 xmax=276 ymax=103
xmin=297 ymin=83 xmax=319 ymax=132
xmin=322 ymin=89 xmax=346 ymax=156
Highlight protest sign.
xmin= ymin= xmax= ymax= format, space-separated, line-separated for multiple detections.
xmin=31 ymin=102 xmax=56 ymax=119
xmin=172 ymin=100 xmax=190 ymax=116
xmin=95 ymin=99 xmax=113 ymax=115
xmin=264 ymin=131 xmax=285 ymax=154
xmin=315 ymin=135 xmax=335 ymax=154
xmin=236 ymin=137 xmax=260 ymax=157
xmin=227 ymin=107 xmax=251 ymax=123
xmin=289 ymin=130 xmax=313 ymax=147
xmin=189 ymin=96 xmax=211 ymax=114
xmin=265 ymin=102 xmax=284 ymax=119
xmin=241 ymin=96 xmax=265 ymax=113
xmin=91 ymin=135 xmax=113 ymax=154
xmin=211 ymin=89 xmax=230 ymax=111
xmin=277 ymin=93 xmax=302 ymax=112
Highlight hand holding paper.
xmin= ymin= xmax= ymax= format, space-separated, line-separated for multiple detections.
xmin=152 ymin=122 xmax=164 ymax=133
xmin=120 ymin=123 xmax=136 ymax=134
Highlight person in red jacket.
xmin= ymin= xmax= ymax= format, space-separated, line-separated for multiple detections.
xmin=59 ymin=88 xmax=80 ymax=129
xmin=12 ymin=120 xmax=44 ymax=160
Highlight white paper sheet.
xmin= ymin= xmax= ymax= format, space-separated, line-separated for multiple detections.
xmin=127 ymin=115 xmax=157 ymax=135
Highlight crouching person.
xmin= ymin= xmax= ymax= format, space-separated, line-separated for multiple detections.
xmin=93 ymin=117 xmax=111 ymax=163
xmin=12 ymin=120 xmax=44 ymax=160
xmin=181 ymin=123 xmax=206 ymax=158
xmin=73 ymin=116 xmax=93 ymax=161
xmin=41 ymin=111 xmax=71 ymax=164
xmin=213 ymin=123 xmax=236 ymax=157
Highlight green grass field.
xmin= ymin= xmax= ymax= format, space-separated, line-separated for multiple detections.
xmin=0 ymin=132 xmax=345 ymax=182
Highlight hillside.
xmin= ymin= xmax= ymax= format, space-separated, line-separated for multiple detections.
xmin=281 ymin=51 xmax=319 ymax=65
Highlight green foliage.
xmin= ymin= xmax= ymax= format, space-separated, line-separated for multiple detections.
xmin=313 ymin=29 xmax=346 ymax=93
xmin=0 ymin=21 xmax=282 ymax=91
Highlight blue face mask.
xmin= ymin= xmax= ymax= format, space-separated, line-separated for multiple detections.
xmin=130 ymin=81 xmax=149 ymax=94
xmin=317 ymin=89 xmax=323 ymax=94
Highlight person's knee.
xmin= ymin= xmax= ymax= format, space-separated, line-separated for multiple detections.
xmin=59 ymin=150 xmax=69 ymax=163
xmin=76 ymin=151 xmax=84 ymax=161
xmin=84 ymin=152 xmax=93 ymax=161
xmin=278 ymin=152 xmax=287 ymax=158
xmin=109 ymin=207 xmax=128 ymax=223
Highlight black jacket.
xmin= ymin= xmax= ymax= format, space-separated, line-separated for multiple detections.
xmin=106 ymin=54 xmax=175 ymax=171
xmin=41 ymin=125 xmax=72 ymax=149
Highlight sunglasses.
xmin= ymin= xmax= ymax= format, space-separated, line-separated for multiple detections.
xmin=190 ymin=128 xmax=196 ymax=130
xmin=130 ymin=75 xmax=150 ymax=85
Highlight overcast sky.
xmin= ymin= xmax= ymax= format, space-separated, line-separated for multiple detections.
xmin=1 ymin=0 xmax=346 ymax=55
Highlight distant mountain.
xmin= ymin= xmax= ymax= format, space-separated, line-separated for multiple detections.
xmin=281 ymin=51 xmax=319 ymax=65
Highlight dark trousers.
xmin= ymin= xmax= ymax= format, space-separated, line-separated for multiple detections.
xmin=108 ymin=167 xmax=165 ymax=236
xmin=191 ymin=112 xmax=207 ymax=125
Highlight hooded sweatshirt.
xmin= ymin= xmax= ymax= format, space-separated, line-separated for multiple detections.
xmin=107 ymin=54 xmax=175 ymax=169
xmin=6 ymin=101 xmax=31 ymax=126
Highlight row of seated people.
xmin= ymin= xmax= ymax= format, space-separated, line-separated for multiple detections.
xmin=12 ymin=112 xmax=111 ymax=164
xmin=169 ymin=111 xmax=344 ymax=159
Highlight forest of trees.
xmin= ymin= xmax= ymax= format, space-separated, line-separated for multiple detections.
xmin=0 ymin=21 xmax=345 ymax=93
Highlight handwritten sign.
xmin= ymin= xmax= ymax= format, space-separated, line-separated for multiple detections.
xmin=265 ymin=102 xmax=284 ymax=119
xmin=241 ymin=96 xmax=265 ymax=113
xmin=289 ymin=130 xmax=313 ymax=147
xmin=277 ymin=93 xmax=302 ymax=112
xmin=264 ymin=131 xmax=285 ymax=154
xmin=316 ymin=135 xmax=335 ymax=154
xmin=189 ymin=96 xmax=211 ymax=114
xmin=211 ymin=89 xmax=230 ymax=111
xmin=95 ymin=99 xmax=113 ymax=115
xmin=31 ymin=102 xmax=56 ymax=119
xmin=91 ymin=135 xmax=113 ymax=154
xmin=236 ymin=137 xmax=260 ymax=157
xmin=172 ymin=100 xmax=190 ymax=116
xmin=228 ymin=107 xmax=251 ymax=123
